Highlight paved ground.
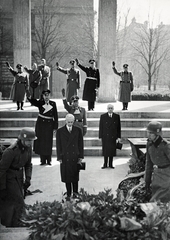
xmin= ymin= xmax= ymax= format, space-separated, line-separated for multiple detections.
xmin=1 ymin=99 xmax=170 ymax=205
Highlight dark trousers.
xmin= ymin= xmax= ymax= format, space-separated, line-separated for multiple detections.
xmin=40 ymin=155 xmax=51 ymax=164
xmin=122 ymin=102 xmax=128 ymax=110
xmin=88 ymin=101 xmax=95 ymax=110
xmin=65 ymin=182 xmax=78 ymax=197
xmin=103 ymin=156 xmax=113 ymax=167
xmin=17 ymin=101 xmax=24 ymax=110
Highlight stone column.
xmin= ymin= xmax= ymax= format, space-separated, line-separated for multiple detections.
xmin=98 ymin=0 xmax=117 ymax=102
xmin=13 ymin=0 xmax=31 ymax=68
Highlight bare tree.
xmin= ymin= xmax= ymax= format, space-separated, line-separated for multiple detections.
xmin=131 ymin=22 xmax=170 ymax=90
xmin=32 ymin=0 xmax=71 ymax=67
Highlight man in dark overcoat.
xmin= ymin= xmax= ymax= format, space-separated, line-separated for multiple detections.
xmin=56 ymin=114 xmax=84 ymax=200
xmin=38 ymin=59 xmax=51 ymax=96
xmin=75 ymin=58 xmax=100 ymax=111
xmin=99 ymin=104 xmax=121 ymax=169
xmin=27 ymin=89 xmax=58 ymax=165
xmin=0 ymin=128 xmax=36 ymax=227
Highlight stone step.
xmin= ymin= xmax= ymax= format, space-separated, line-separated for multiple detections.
xmin=2 ymin=126 xmax=170 ymax=138
xmin=1 ymin=117 xmax=170 ymax=128
xmin=0 ymin=226 xmax=29 ymax=240
xmin=0 ymin=138 xmax=131 ymax=157
xmin=1 ymin=110 xmax=170 ymax=119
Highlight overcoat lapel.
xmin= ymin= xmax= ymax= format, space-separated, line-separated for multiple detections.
xmin=106 ymin=113 xmax=115 ymax=128
xmin=63 ymin=126 xmax=77 ymax=148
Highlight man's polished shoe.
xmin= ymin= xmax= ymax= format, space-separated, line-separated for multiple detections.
xmin=109 ymin=166 xmax=115 ymax=169
xmin=101 ymin=165 xmax=107 ymax=169
xmin=47 ymin=162 xmax=51 ymax=165
xmin=40 ymin=162 xmax=46 ymax=166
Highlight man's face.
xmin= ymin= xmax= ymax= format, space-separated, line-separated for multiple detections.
xmin=72 ymin=100 xmax=78 ymax=108
xmin=43 ymin=93 xmax=50 ymax=101
xmin=41 ymin=60 xmax=45 ymax=66
xmin=147 ymin=131 xmax=157 ymax=141
xmin=66 ymin=119 xmax=74 ymax=127
xmin=107 ymin=105 xmax=114 ymax=113
xmin=123 ymin=67 xmax=128 ymax=72
xmin=21 ymin=139 xmax=34 ymax=148
xmin=17 ymin=67 xmax=23 ymax=73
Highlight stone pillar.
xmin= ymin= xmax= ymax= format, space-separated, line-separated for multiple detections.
xmin=13 ymin=0 xmax=31 ymax=68
xmin=98 ymin=0 xmax=117 ymax=102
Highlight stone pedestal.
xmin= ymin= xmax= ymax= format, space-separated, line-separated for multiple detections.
xmin=13 ymin=0 xmax=31 ymax=68
xmin=98 ymin=0 xmax=117 ymax=102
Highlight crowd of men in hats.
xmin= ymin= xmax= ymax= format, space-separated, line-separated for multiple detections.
xmin=1 ymin=58 xmax=170 ymax=227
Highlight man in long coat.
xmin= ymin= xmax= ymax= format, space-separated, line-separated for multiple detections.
xmin=38 ymin=59 xmax=51 ymax=97
xmin=56 ymin=114 xmax=84 ymax=201
xmin=6 ymin=61 xmax=29 ymax=110
xmin=0 ymin=128 xmax=36 ymax=227
xmin=99 ymin=104 xmax=121 ymax=169
xmin=112 ymin=62 xmax=133 ymax=110
xmin=56 ymin=60 xmax=81 ymax=104
xmin=145 ymin=121 xmax=170 ymax=202
xmin=75 ymin=58 xmax=100 ymax=111
xmin=27 ymin=89 xmax=58 ymax=165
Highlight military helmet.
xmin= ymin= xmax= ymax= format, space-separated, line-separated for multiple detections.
xmin=19 ymin=128 xmax=36 ymax=140
xmin=147 ymin=121 xmax=162 ymax=135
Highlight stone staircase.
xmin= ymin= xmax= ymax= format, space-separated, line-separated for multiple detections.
xmin=1 ymin=110 xmax=170 ymax=156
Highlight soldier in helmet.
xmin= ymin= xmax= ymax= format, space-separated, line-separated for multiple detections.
xmin=0 ymin=128 xmax=36 ymax=227
xmin=145 ymin=121 xmax=170 ymax=202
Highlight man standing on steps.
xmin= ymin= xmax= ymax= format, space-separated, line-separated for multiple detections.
xmin=112 ymin=61 xmax=134 ymax=110
xmin=99 ymin=104 xmax=121 ymax=169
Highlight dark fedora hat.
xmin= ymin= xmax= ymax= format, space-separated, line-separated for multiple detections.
xmin=116 ymin=141 xmax=123 ymax=150
xmin=77 ymin=162 xmax=86 ymax=170
xmin=42 ymin=89 xmax=51 ymax=95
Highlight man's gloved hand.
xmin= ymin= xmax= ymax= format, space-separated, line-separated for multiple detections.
xmin=24 ymin=179 xmax=31 ymax=190
xmin=112 ymin=61 xmax=115 ymax=67
xmin=75 ymin=58 xmax=79 ymax=65
xmin=83 ymin=126 xmax=87 ymax=136
xmin=61 ymin=88 xmax=65 ymax=97
xmin=6 ymin=61 xmax=10 ymax=68
xmin=56 ymin=62 xmax=59 ymax=67
xmin=26 ymin=89 xmax=31 ymax=99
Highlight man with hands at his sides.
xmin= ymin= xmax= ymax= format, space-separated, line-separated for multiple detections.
xmin=56 ymin=114 xmax=84 ymax=201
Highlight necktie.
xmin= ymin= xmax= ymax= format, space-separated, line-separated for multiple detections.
xmin=69 ymin=127 xmax=72 ymax=133
xmin=110 ymin=114 xmax=112 ymax=118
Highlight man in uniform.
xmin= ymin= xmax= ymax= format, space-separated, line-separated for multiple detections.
xmin=0 ymin=128 xmax=36 ymax=227
xmin=75 ymin=58 xmax=100 ymax=111
xmin=112 ymin=62 xmax=133 ymax=110
xmin=38 ymin=59 xmax=51 ymax=97
xmin=61 ymin=88 xmax=87 ymax=136
xmin=27 ymin=89 xmax=58 ymax=165
xmin=56 ymin=60 xmax=81 ymax=104
xmin=145 ymin=121 xmax=170 ymax=202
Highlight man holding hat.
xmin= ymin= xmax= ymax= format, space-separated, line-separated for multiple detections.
xmin=56 ymin=59 xmax=81 ymax=104
xmin=61 ymin=88 xmax=87 ymax=136
xmin=112 ymin=62 xmax=133 ymax=110
xmin=6 ymin=61 xmax=29 ymax=110
xmin=27 ymin=89 xmax=58 ymax=165
xmin=75 ymin=58 xmax=100 ymax=111
xmin=0 ymin=127 xmax=36 ymax=227
xmin=56 ymin=114 xmax=84 ymax=201
xmin=145 ymin=121 xmax=170 ymax=202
